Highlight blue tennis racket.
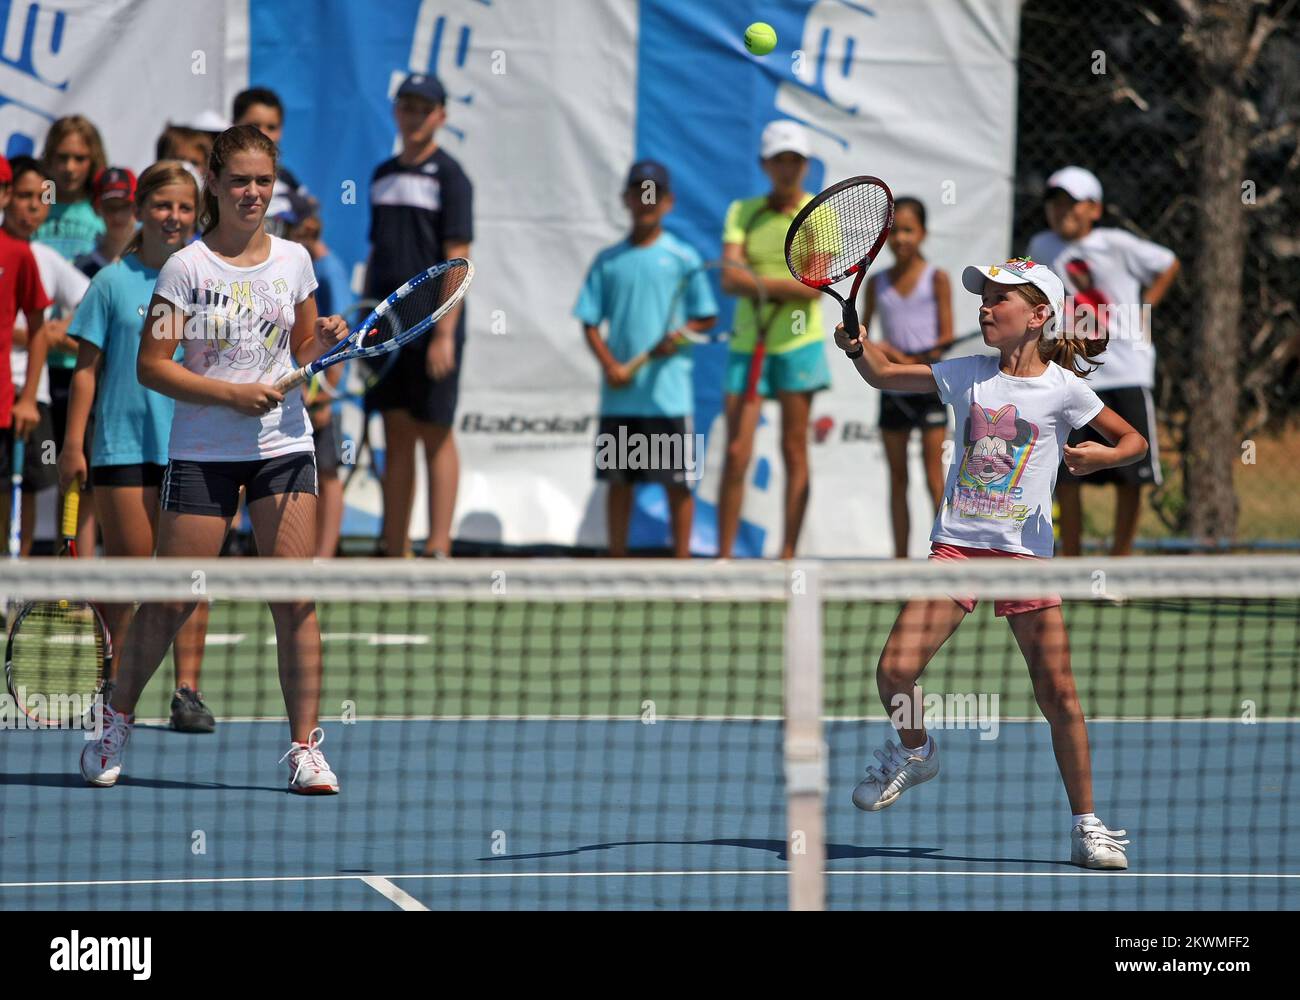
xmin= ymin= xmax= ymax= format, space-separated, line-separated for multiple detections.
xmin=274 ymin=258 xmax=474 ymax=393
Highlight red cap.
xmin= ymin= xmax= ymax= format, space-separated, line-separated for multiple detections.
xmin=0 ymin=156 xmax=11 ymax=185
xmin=93 ymin=166 xmax=137 ymax=205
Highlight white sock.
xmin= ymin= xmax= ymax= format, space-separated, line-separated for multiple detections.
xmin=1072 ymin=812 xmax=1097 ymax=830
xmin=905 ymin=736 xmax=932 ymax=760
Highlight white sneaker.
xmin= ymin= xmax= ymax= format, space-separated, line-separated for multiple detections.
xmin=279 ymin=727 xmax=339 ymax=794
xmin=1072 ymin=817 xmax=1130 ymax=870
xmin=80 ymin=705 xmax=133 ymax=787
xmin=852 ymin=738 xmax=940 ymax=811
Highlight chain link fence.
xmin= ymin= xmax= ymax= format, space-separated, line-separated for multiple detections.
xmin=1013 ymin=0 xmax=1300 ymax=550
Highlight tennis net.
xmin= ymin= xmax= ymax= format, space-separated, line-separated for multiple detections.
xmin=0 ymin=556 xmax=1295 ymax=910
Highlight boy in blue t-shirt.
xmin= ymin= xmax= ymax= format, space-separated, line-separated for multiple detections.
xmin=574 ymin=161 xmax=717 ymax=558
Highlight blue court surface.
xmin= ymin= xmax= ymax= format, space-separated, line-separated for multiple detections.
xmin=1 ymin=719 xmax=1295 ymax=910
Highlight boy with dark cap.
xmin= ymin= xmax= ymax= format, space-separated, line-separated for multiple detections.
xmin=365 ymin=72 xmax=473 ymax=559
xmin=575 ymin=160 xmax=717 ymax=558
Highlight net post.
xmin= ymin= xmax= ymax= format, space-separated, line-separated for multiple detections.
xmin=784 ymin=561 xmax=826 ymax=911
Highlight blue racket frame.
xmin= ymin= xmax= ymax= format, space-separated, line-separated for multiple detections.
xmin=275 ymin=257 xmax=474 ymax=393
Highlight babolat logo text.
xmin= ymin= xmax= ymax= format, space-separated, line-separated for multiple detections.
xmin=50 ymin=931 xmax=151 ymax=980
xmin=459 ymin=413 xmax=596 ymax=435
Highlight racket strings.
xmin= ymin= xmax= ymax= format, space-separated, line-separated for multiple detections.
xmin=787 ymin=181 xmax=893 ymax=285
xmin=366 ymin=260 xmax=473 ymax=349
xmin=9 ymin=602 xmax=106 ymax=717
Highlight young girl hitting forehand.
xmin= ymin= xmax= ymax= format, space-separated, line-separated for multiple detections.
xmin=836 ymin=257 xmax=1145 ymax=870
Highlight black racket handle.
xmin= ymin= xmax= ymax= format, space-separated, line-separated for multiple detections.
xmin=841 ymin=299 xmax=862 ymax=352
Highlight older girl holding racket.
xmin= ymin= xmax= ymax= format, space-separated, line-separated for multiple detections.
xmin=81 ymin=126 xmax=348 ymax=794
xmin=716 ymin=121 xmax=830 ymax=559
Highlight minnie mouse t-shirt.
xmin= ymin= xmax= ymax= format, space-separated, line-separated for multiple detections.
xmin=930 ymin=355 xmax=1103 ymax=556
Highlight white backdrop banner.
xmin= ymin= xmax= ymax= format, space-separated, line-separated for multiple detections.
xmin=0 ymin=0 xmax=1020 ymax=557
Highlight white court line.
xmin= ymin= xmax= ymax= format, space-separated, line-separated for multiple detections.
xmin=2 ymin=869 xmax=1297 ymax=892
xmin=823 ymin=870 xmax=1300 ymax=880
xmin=204 ymin=634 xmax=246 ymax=646
xmin=119 ymin=715 xmax=1300 ymax=726
xmin=361 ymin=876 xmax=429 ymax=910
xmin=205 ymin=633 xmax=431 ymax=646
xmin=0 ymin=871 xmax=785 ymax=890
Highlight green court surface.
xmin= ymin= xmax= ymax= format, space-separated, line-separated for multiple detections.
xmin=121 ymin=597 xmax=1299 ymax=723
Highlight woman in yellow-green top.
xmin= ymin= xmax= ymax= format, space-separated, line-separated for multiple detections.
xmin=717 ymin=120 xmax=829 ymax=558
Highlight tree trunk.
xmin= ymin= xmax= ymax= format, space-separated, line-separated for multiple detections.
xmin=1184 ymin=4 xmax=1249 ymax=541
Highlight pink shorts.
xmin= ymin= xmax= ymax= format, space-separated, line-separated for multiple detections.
xmin=928 ymin=542 xmax=1062 ymax=617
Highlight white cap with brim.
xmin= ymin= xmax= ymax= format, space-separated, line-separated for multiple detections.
xmin=1045 ymin=165 xmax=1103 ymax=203
xmin=761 ymin=120 xmax=811 ymax=160
xmin=171 ymin=110 xmax=229 ymax=134
xmin=962 ymin=259 xmax=1066 ymax=339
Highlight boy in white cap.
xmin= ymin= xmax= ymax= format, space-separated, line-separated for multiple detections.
xmin=1028 ymin=166 xmax=1180 ymax=556
xmin=831 ymin=255 xmax=1146 ymax=870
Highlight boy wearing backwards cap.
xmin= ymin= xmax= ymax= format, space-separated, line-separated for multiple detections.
xmin=832 ymin=254 xmax=1145 ymax=869
xmin=365 ymin=72 xmax=472 ymax=559
xmin=1028 ymin=166 xmax=1180 ymax=556
xmin=575 ymin=160 xmax=717 ymax=557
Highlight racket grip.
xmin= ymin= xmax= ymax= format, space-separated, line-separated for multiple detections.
xmin=841 ymin=300 xmax=862 ymax=343
xmin=273 ymin=365 xmax=311 ymax=393
xmin=62 ymin=482 xmax=80 ymax=540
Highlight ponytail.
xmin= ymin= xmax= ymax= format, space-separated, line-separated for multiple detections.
xmin=1010 ymin=284 xmax=1109 ymax=378
xmin=200 ymin=124 xmax=278 ymax=235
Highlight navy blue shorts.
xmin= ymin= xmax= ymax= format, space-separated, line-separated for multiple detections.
xmin=364 ymin=331 xmax=465 ymax=427
xmin=91 ymin=463 xmax=166 ymax=489
xmin=161 ymin=453 xmax=317 ymax=518
xmin=594 ymin=416 xmax=697 ymax=487
xmin=879 ymin=391 xmax=947 ymax=432
xmin=1057 ymin=386 xmax=1161 ymax=487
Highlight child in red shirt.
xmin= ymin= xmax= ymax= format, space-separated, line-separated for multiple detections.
xmin=0 ymin=152 xmax=52 ymax=529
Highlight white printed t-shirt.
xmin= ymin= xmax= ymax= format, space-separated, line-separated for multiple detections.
xmin=152 ymin=235 xmax=318 ymax=461
xmin=930 ymin=355 xmax=1104 ymax=556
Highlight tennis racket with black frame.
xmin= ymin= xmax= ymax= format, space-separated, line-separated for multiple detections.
xmin=4 ymin=483 xmax=113 ymax=728
xmin=623 ymin=258 xmax=758 ymax=379
xmin=784 ymin=175 xmax=894 ymax=351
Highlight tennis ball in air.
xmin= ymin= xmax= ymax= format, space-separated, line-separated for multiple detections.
xmin=745 ymin=22 xmax=777 ymax=56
